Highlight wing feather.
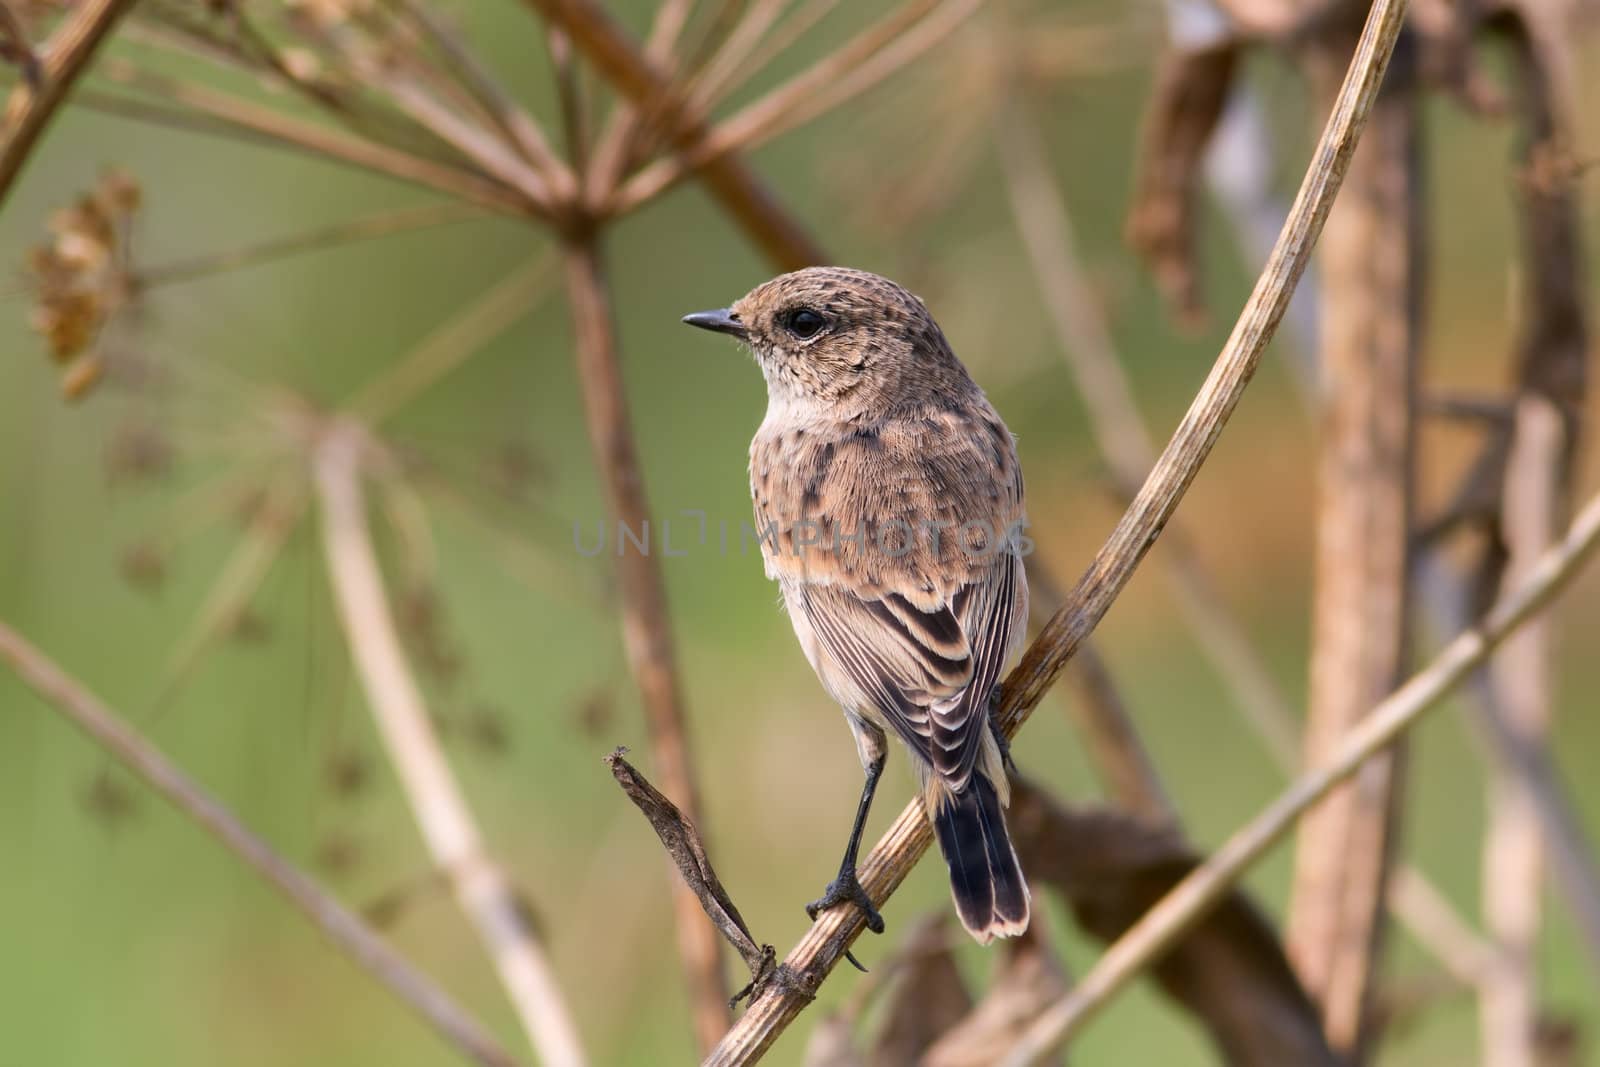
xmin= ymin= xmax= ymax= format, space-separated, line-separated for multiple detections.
xmin=798 ymin=549 xmax=1022 ymax=790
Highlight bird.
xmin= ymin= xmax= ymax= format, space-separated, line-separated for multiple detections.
xmin=682 ymin=266 xmax=1030 ymax=946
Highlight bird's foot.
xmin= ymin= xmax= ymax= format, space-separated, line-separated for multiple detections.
xmin=806 ymin=867 xmax=884 ymax=935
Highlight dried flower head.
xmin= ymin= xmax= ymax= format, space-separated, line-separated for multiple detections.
xmin=26 ymin=170 xmax=142 ymax=398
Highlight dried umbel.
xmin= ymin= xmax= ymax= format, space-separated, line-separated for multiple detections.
xmin=26 ymin=168 xmax=141 ymax=398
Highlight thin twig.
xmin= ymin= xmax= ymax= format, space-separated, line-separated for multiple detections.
xmin=520 ymin=0 xmax=824 ymax=269
xmin=583 ymin=0 xmax=698 ymax=202
xmin=349 ymin=254 xmax=554 ymax=425
xmin=605 ymin=748 xmax=776 ymax=995
xmin=80 ymin=66 xmax=529 ymax=214
xmin=683 ymin=0 xmax=805 ymax=114
xmin=610 ymin=0 xmax=982 ymax=216
xmin=705 ymin=1 xmax=1411 ymax=1061
xmin=998 ymin=485 xmax=1600 ymax=1066
xmin=135 ymin=202 xmax=490 ymax=289
xmin=0 ymin=0 xmax=136 ymax=206
xmin=391 ymin=0 xmax=577 ymax=201
xmin=314 ymin=421 xmax=587 ymax=1067
xmin=0 ymin=621 xmax=524 ymax=1067
xmin=1388 ymin=867 xmax=1499 ymax=988
xmin=995 ymin=95 xmax=1299 ymax=767
xmin=0 ymin=0 xmax=39 ymax=84
xmin=1028 ymin=569 xmax=1176 ymax=829
xmin=1061 ymin=642 xmax=1178 ymax=830
xmin=1479 ymin=400 xmax=1566 ymax=1067
xmin=356 ymin=68 xmax=559 ymax=214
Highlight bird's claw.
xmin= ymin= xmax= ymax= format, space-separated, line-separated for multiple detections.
xmin=805 ymin=868 xmax=885 ymax=935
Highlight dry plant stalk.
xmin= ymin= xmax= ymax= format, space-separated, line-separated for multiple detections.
xmin=1011 ymin=37 xmax=1489 ymax=989
xmin=1474 ymin=9 xmax=1591 ymax=1057
xmin=520 ymin=0 xmax=825 ymax=269
xmin=0 ymin=0 xmax=136 ymax=204
xmin=1135 ymin=3 xmax=1597 ymax=1055
xmin=1060 ymin=640 xmax=1178 ymax=829
xmin=315 ymin=421 xmax=586 ymax=1067
xmin=869 ymin=916 xmax=977 ymax=1064
xmin=922 ymin=918 xmax=1068 ymax=1067
xmin=1481 ymin=396 xmax=1563 ymax=1067
xmin=605 ymin=749 xmax=776 ymax=995
xmin=705 ymin=0 xmax=1412 ymax=1060
xmin=1001 ymin=483 xmax=1600 ymax=1065
xmin=1008 ymin=781 xmax=1335 ymax=1067
xmin=0 ymin=621 xmax=523 ymax=1067
xmin=1286 ymin=21 xmax=1421 ymax=1053
xmin=561 ymin=238 xmax=730 ymax=1049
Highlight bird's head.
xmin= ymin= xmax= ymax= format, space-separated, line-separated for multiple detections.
xmin=683 ymin=266 xmax=967 ymax=414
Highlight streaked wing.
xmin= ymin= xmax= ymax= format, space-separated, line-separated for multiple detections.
xmin=798 ymin=549 xmax=1021 ymax=790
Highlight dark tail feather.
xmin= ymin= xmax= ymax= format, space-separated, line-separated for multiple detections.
xmin=931 ymin=773 xmax=1030 ymax=944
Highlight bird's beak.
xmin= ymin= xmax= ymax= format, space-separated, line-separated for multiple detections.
xmin=681 ymin=308 xmax=747 ymax=340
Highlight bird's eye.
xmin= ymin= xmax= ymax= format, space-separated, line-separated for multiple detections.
xmin=784 ymin=308 xmax=826 ymax=339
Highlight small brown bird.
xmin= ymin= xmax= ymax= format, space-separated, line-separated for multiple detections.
xmin=684 ymin=267 xmax=1030 ymax=945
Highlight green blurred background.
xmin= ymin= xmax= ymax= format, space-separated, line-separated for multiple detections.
xmin=2 ymin=2 xmax=1599 ymax=1064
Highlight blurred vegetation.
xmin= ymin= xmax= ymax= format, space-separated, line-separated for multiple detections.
xmin=1 ymin=1 xmax=1598 ymax=1064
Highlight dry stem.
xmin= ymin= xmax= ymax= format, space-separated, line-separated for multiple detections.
xmin=561 ymin=238 xmax=730 ymax=1053
xmin=0 ymin=0 xmax=136 ymax=205
xmin=521 ymin=0 xmax=824 ymax=270
xmin=609 ymin=0 xmax=983 ymax=215
xmin=0 ymin=621 xmax=523 ymax=1067
xmin=999 ymin=483 xmax=1600 ymax=1065
xmin=1287 ymin=29 xmax=1421 ymax=1052
xmin=81 ymin=67 xmax=528 ymax=214
xmin=606 ymin=749 xmax=776 ymax=994
xmin=704 ymin=1 xmax=1411 ymax=1061
xmin=314 ymin=420 xmax=586 ymax=1067
xmin=1480 ymin=402 xmax=1563 ymax=1067
xmin=996 ymin=95 xmax=1299 ymax=768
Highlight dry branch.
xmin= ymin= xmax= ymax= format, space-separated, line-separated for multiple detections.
xmin=1001 ymin=68 xmax=1499 ymax=993
xmin=521 ymin=0 xmax=824 ymax=269
xmin=998 ymin=94 xmax=1299 ymax=768
xmin=1061 ymin=640 xmax=1178 ymax=829
xmin=869 ymin=916 xmax=976 ymax=1064
xmin=609 ymin=0 xmax=984 ymax=216
xmin=1476 ymin=8 xmax=1592 ymax=1056
xmin=79 ymin=68 xmax=528 ymax=214
xmin=1153 ymin=0 xmax=1596 ymax=1015
xmin=1009 ymin=781 xmax=1336 ymax=1067
xmin=392 ymin=0 xmax=576 ymax=200
xmin=1287 ymin=21 xmax=1422 ymax=1053
xmin=1481 ymin=396 xmax=1563 ymax=1067
xmin=134 ymin=202 xmax=490 ymax=289
xmin=314 ymin=421 xmax=586 ymax=1067
xmin=0 ymin=621 xmax=523 ymax=1067
xmin=999 ymin=482 xmax=1600 ymax=1065
xmin=561 ymin=239 xmax=730 ymax=1052
xmin=922 ymin=918 xmax=1068 ymax=1067
xmin=1125 ymin=29 xmax=1240 ymax=329
xmin=0 ymin=0 xmax=136 ymax=206
xmin=605 ymin=748 xmax=775 ymax=995
xmin=705 ymin=1 xmax=1411 ymax=1060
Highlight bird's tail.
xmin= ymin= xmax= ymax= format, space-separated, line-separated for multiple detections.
xmin=930 ymin=771 xmax=1030 ymax=944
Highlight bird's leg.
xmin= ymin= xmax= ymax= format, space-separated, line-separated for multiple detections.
xmin=987 ymin=682 xmax=1016 ymax=774
xmin=806 ymin=750 xmax=886 ymax=940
